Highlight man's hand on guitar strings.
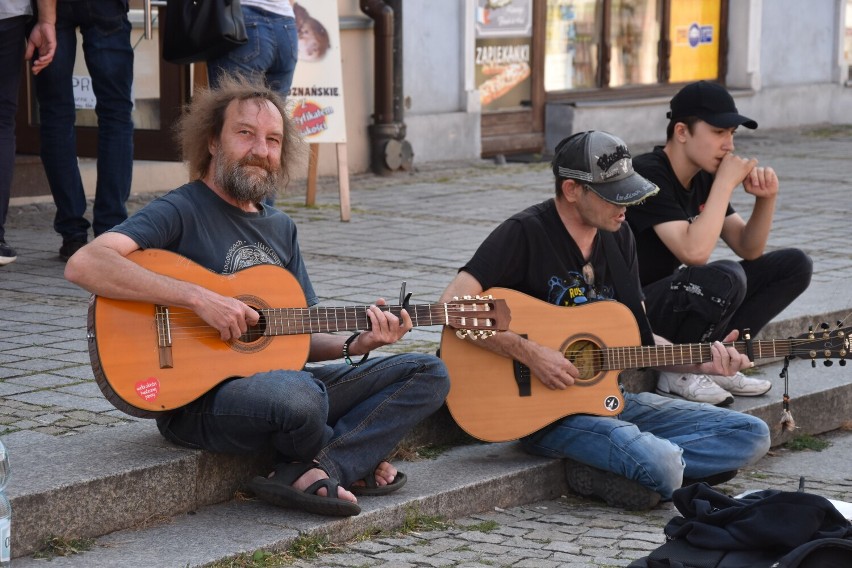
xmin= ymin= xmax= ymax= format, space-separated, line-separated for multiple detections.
xmin=195 ymin=288 xmax=260 ymax=342
xmin=698 ymin=329 xmax=753 ymax=377
xmin=358 ymin=298 xmax=414 ymax=351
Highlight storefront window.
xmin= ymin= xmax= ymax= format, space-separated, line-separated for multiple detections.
xmin=609 ymin=0 xmax=661 ymax=87
xmin=545 ymin=0 xmax=722 ymax=92
xmin=545 ymin=0 xmax=601 ymax=91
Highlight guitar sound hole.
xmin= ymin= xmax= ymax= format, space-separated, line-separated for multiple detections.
xmin=563 ymin=339 xmax=600 ymax=381
xmin=240 ymin=312 xmax=267 ymax=343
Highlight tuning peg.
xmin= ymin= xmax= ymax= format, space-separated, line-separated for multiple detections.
xmin=824 ymin=360 xmax=834 ymax=367
xmin=820 ymin=322 xmax=829 ymax=329
xmin=840 ymin=360 xmax=847 ymax=366
xmin=811 ymin=360 xmax=816 ymax=368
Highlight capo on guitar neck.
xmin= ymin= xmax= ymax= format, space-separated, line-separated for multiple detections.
xmin=398 ymin=281 xmax=412 ymax=313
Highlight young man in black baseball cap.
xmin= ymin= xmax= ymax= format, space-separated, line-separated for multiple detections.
xmin=627 ymin=81 xmax=813 ymax=405
xmin=439 ymin=130 xmax=771 ymax=511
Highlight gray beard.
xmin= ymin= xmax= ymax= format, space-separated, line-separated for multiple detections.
xmin=213 ymin=150 xmax=281 ymax=204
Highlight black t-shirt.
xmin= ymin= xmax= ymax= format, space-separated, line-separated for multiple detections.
xmin=462 ymin=198 xmax=643 ymax=308
xmin=628 ymin=146 xmax=736 ymax=285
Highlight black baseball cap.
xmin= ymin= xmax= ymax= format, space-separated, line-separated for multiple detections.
xmin=667 ymin=81 xmax=758 ymax=129
xmin=552 ymin=131 xmax=659 ymax=206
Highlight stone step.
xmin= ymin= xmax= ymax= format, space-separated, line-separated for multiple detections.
xmin=8 ymin=347 xmax=851 ymax=562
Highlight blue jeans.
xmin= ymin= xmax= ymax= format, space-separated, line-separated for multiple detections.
xmin=521 ymin=391 xmax=771 ymax=500
xmin=643 ymin=249 xmax=813 ymax=343
xmin=207 ymin=6 xmax=298 ymax=96
xmin=156 ymin=353 xmax=450 ymax=488
xmin=33 ymin=0 xmax=133 ymax=242
xmin=0 ymin=15 xmax=28 ymax=242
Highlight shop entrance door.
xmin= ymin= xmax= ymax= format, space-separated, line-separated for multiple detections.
xmin=476 ymin=0 xmax=545 ymax=157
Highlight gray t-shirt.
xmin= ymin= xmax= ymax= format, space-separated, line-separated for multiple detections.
xmin=111 ymin=180 xmax=318 ymax=305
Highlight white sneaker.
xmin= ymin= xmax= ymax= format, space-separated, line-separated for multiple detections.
xmin=710 ymin=372 xmax=772 ymax=396
xmin=656 ymin=372 xmax=734 ymax=406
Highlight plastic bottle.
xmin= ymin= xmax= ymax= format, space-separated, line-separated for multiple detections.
xmin=0 ymin=438 xmax=10 ymax=567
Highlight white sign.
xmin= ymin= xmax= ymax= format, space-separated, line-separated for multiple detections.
xmin=289 ymin=1 xmax=347 ymax=143
xmin=73 ymin=75 xmax=97 ymax=110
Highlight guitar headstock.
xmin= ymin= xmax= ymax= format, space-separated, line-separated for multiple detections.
xmin=447 ymin=295 xmax=511 ymax=340
xmin=790 ymin=322 xmax=849 ymax=367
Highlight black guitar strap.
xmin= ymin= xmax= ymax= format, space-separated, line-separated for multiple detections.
xmin=600 ymin=230 xmax=655 ymax=347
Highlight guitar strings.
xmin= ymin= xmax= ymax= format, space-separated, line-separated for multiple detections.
xmin=150 ymin=304 xmax=508 ymax=338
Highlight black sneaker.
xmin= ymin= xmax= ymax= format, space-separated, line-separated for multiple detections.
xmin=682 ymin=469 xmax=738 ymax=488
xmin=0 ymin=240 xmax=17 ymax=266
xmin=564 ymin=459 xmax=661 ymax=510
xmin=59 ymin=238 xmax=87 ymax=262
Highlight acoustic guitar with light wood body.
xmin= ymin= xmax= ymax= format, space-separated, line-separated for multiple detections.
xmin=440 ymin=288 xmax=850 ymax=443
xmin=87 ymin=249 xmax=511 ymax=418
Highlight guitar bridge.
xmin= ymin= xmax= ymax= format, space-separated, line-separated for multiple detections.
xmin=155 ymin=305 xmax=174 ymax=369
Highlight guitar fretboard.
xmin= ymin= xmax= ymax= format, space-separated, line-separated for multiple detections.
xmin=603 ymin=339 xmax=794 ymax=370
xmin=260 ymin=304 xmax=453 ymax=335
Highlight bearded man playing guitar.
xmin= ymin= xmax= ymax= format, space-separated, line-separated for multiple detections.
xmin=439 ymin=131 xmax=771 ymax=510
xmin=65 ymin=75 xmax=451 ymax=517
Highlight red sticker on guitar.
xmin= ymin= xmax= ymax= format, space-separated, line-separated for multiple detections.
xmin=135 ymin=378 xmax=160 ymax=401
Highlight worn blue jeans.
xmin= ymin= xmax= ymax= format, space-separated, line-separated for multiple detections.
xmin=33 ymin=0 xmax=133 ymax=242
xmin=521 ymin=391 xmax=771 ymax=500
xmin=643 ymin=249 xmax=813 ymax=343
xmin=207 ymin=6 xmax=298 ymax=96
xmin=156 ymin=353 xmax=450 ymax=488
xmin=0 ymin=15 xmax=28 ymax=242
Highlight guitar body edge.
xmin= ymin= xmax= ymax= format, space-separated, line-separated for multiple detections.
xmin=441 ymin=289 xmax=640 ymax=442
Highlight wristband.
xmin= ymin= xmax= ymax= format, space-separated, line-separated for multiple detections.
xmin=343 ymin=332 xmax=370 ymax=367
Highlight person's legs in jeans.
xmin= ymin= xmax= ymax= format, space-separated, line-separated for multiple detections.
xmin=207 ymin=7 xmax=271 ymax=94
xmin=155 ymin=370 xmax=331 ymax=460
xmin=33 ymin=4 xmax=91 ymax=244
xmin=0 ymin=16 xmax=28 ymax=248
xmin=644 ymin=260 xmax=747 ymax=344
xmin=310 ymin=354 xmax=450 ymax=488
xmin=155 ymin=354 xmax=449 ymax=489
xmin=80 ymin=1 xmax=133 ymax=236
xmin=521 ymin=391 xmax=770 ymax=500
xmin=728 ymin=249 xmax=812 ymax=337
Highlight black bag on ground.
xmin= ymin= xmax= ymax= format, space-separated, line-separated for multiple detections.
xmin=162 ymin=0 xmax=248 ymax=65
xmin=628 ymin=483 xmax=852 ymax=568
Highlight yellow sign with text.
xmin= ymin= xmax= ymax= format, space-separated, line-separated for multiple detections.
xmin=669 ymin=0 xmax=721 ymax=82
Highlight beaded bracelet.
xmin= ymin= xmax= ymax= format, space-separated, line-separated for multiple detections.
xmin=343 ymin=332 xmax=370 ymax=367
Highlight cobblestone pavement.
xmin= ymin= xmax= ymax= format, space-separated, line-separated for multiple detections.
xmin=1 ymin=124 xmax=851 ymax=446
xmin=229 ymin=433 xmax=852 ymax=568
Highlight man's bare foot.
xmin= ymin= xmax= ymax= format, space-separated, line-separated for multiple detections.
xmin=269 ymin=464 xmax=357 ymax=504
xmin=350 ymin=460 xmax=397 ymax=489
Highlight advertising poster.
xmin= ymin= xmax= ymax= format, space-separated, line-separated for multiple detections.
xmin=669 ymin=0 xmax=720 ymax=82
xmin=288 ymin=0 xmax=347 ymax=143
xmin=475 ymin=0 xmax=533 ymax=111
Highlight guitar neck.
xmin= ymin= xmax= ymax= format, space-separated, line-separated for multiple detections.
xmin=261 ymin=304 xmax=444 ymax=335
xmin=605 ymin=339 xmax=794 ymax=370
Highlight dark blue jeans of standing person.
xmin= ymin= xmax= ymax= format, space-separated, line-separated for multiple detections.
xmin=643 ymin=248 xmax=813 ymax=344
xmin=33 ymin=0 xmax=133 ymax=243
xmin=207 ymin=6 xmax=298 ymax=97
xmin=155 ymin=353 xmax=450 ymax=488
xmin=0 ymin=15 xmax=29 ymax=243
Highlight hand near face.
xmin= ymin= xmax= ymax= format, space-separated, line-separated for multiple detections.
xmin=742 ymin=165 xmax=779 ymax=199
